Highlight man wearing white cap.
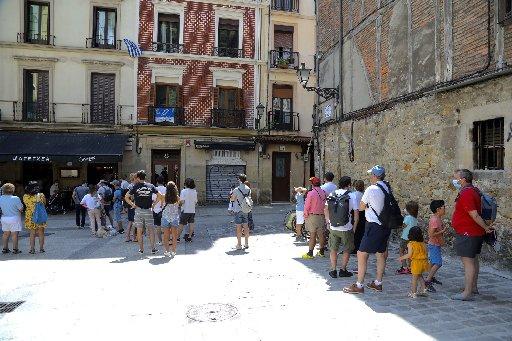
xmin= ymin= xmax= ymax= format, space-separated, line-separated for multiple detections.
xmin=344 ymin=165 xmax=392 ymax=294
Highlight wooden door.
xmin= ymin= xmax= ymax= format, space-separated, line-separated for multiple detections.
xmin=272 ymin=152 xmax=291 ymax=202
xmin=91 ymin=73 xmax=115 ymax=124
xmin=152 ymin=150 xmax=180 ymax=186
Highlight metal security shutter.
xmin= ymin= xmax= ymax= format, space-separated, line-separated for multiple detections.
xmin=206 ymin=165 xmax=246 ymax=202
xmin=91 ymin=73 xmax=115 ymax=124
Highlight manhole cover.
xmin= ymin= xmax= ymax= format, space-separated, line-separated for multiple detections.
xmin=186 ymin=303 xmax=238 ymax=322
xmin=0 ymin=301 xmax=24 ymax=314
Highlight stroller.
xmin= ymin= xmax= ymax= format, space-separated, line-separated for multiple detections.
xmin=47 ymin=192 xmax=66 ymax=215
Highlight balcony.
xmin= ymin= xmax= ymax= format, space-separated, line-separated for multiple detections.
xmin=17 ymin=32 xmax=55 ymax=46
xmin=211 ymin=108 xmax=246 ymax=129
xmin=271 ymin=0 xmax=299 ymax=13
xmin=147 ymin=106 xmax=185 ymax=125
xmin=152 ymin=42 xmax=184 ymax=54
xmin=260 ymin=110 xmax=300 ymax=131
xmin=22 ymin=101 xmax=52 ymax=122
xmin=270 ymin=50 xmax=299 ymax=69
xmin=213 ymin=47 xmax=246 ymax=59
xmin=86 ymin=37 xmax=122 ymax=50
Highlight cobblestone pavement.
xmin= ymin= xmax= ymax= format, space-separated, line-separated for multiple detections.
xmin=1 ymin=205 xmax=511 ymax=340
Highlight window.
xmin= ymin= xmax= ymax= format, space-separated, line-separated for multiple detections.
xmin=155 ymin=84 xmax=179 ymax=107
xmin=498 ymin=0 xmax=512 ymax=25
xmin=218 ymin=88 xmax=238 ymax=110
xmin=93 ymin=7 xmax=117 ymax=48
xmin=25 ymin=1 xmax=50 ymax=44
xmin=274 ymin=25 xmax=293 ymax=50
xmin=473 ymin=118 xmax=505 ymax=170
xmin=271 ymin=84 xmax=293 ymax=130
xmin=90 ymin=73 xmax=115 ymax=124
xmin=271 ymin=0 xmax=299 ymax=12
xmin=23 ymin=70 xmax=50 ymax=122
xmin=217 ymin=18 xmax=240 ymax=57
xmin=157 ymin=14 xmax=180 ymax=52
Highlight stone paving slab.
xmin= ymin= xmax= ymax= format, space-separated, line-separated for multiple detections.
xmin=0 ymin=205 xmax=511 ymax=340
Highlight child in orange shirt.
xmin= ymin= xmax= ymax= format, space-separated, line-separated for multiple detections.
xmin=398 ymin=227 xmax=430 ymax=298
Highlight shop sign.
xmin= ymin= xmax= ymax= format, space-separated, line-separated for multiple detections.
xmin=12 ymin=155 xmax=51 ymax=162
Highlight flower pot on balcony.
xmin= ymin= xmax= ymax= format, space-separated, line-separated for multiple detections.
xmin=277 ymin=59 xmax=290 ymax=69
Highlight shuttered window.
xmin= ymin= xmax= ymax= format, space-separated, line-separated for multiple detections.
xmin=215 ymin=87 xmax=244 ymax=110
xmin=473 ymin=118 xmax=505 ymax=170
xmin=90 ymin=73 xmax=116 ymax=124
xmin=23 ymin=70 xmax=49 ymax=122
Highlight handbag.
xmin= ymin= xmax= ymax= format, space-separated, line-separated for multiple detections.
xmin=32 ymin=194 xmax=48 ymax=225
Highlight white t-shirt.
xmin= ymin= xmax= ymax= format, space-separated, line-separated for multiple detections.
xmin=326 ymin=189 xmax=359 ymax=231
xmin=321 ymin=182 xmax=337 ymax=196
xmin=81 ymin=194 xmax=99 ymax=210
xmin=121 ymin=180 xmax=129 ymax=190
xmin=152 ymin=185 xmax=167 ymax=213
xmin=180 ymin=188 xmax=197 ymax=213
xmin=360 ymin=181 xmax=390 ymax=225
xmin=50 ymin=183 xmax=59 ymax=196
xmin=353 ymin=191 xmax=363 ymax=207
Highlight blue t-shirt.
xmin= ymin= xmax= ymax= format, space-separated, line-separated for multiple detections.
xmin=113 ymin=188 xmax=123 ymax=206
xmin=0 ymin=195 xmax=23 ymax=217
xmin=401 ymin=214 xmax=418 ymax=240
xmin=295 ymin=193 xmax=305 ymax=211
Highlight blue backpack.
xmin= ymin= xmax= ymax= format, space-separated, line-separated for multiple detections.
xmin=32 ymin=195 xmax=48 ymax=224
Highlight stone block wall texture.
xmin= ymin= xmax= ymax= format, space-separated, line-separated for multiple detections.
xmin=137 ymin=0 xmax=255 ymax=125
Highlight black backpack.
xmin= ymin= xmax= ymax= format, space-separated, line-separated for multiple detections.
xmin=326 ymin=190 xmax=351 ymax=227
xmin=102 ymin=186 xmax=114 ymax=202
xmin=370 ymin=182 xmax=403 ymax=229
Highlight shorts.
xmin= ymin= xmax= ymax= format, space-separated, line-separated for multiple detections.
xmin=305 ymin=214 xmax=325 ymax=234
xmin=234 ymin=211 xmax=250 ymax=225
xmin=296 ymin=211 xmax=305 ymax=225
xmin=113 ymin=203 xmax=122 ymax=222
xmin=161 ymin=217 xmax=179 ymax=228
xmin=399 ymin=238 xmax=409 ymax=251
xmin=179 ymin=212 xmax=195 ymax=225
xmin=153 ymin=211 xmax=162 ymax=227
xmin=359 ymin=222 xmax=391 ymax=254
xmin=134 ymin=208 xmax=154 ymax=228
xmin=1 ymin=216 xmax=22 ymax=232
xmin=454 ymin=234 xmax=483 ymax=258
xmin=127 ymin=207 xmax=135 ymax=222
xmin=428 ymin=244 xmax=443 ymax=266
xmin=328 ymin=229 xmax=354 ymax=253
xmin=103 ymin=204 xmax=112 ymax=213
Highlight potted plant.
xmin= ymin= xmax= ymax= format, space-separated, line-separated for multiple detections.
xmin=277 ymin=58 xmax=290 ymax=69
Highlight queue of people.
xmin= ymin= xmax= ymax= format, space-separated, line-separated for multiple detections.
xmin=295 ymin=166 xmax=495 ymax=301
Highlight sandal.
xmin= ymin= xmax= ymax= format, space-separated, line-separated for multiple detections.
xmin=13 ymin=249 xmax=22 ymax=254
xmin=29 ymin=249 xmax=35 ymax=254
xmin=2 ymin=248 xmax=11 ymax=254
xmin=40 ymin=249 xmax=45 ymax=253
xmin=125 ymin=239 xmax=132 ymax=243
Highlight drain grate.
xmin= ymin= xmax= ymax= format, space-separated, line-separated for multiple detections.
xmin=186 ymin=303 xmax=238 ymax=322
xmin=0 ymin=301 xmax=24 ymax=313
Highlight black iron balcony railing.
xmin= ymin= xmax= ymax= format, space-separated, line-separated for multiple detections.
xmin=213 ymin=47 xmax=245 ymax=58
xmin=271 ymin=0 xmax=299 ymax=12
xmin=270 ymin=50 xmax=299 ymax=69
xmin=21 ymin=101 xmax=52 ymax=122
xmin=152 ymin=42 xmax=184 ymax=54
xmin=211 ymin=108 xmax=246 ymax=129
xmin=265 ymin=110 xmax=300 ymax=131
xmin=17 ymin=32 xmax=55 ymax=45
xmin=86 ymin=37 xmax=122 ymax=50
xmin=147 ymin=106 xmax=185 ymax=125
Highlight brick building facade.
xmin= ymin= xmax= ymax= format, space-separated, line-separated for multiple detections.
xmin=315 ymin=0 xmax=512 ymax=268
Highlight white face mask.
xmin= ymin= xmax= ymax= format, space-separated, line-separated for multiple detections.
xmin=452 ymin=179 xmax=462 ymax=190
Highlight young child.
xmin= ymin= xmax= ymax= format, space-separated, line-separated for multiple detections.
xmin=294 ymin=187 xmax=307 ymax=242
xmin=425 ymin=200 xmax=446 ymax=292
xmin=396 ymin=201 xmax=419 ymax=274
xmin=398 ymin=227 xmax=430 ymax=298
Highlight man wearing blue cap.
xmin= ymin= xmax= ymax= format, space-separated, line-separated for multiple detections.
xmin=344 ymin=165 xmax=391 ymax=294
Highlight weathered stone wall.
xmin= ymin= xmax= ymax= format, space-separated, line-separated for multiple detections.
xmin=320 ymin=74 xmax=512 ymax=269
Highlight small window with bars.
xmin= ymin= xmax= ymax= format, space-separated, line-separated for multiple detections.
xmin=473 ymin=118 xmax=505 ymax=170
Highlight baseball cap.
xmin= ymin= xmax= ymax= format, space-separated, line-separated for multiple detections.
xmin=309 ymin=176 xmax=321 ymax=186
xmin=367 ymin=165 xmax=385 ymax=177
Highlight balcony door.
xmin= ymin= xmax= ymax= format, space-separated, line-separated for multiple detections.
xmin=90 ymin=73 xmax=115 ymax=124
xmin=157 ymin=14 xmax=180 ymax=52
xmin=272 ymin=84 xmax=293 ymax=130
xmin=212 ymin=87 xmax=244 ymax=128
xmin=23 ymin=70 xmax=49 ymax=122
xmin=218 ymin=18 xmax=240 ymax=57
xmin=26 ymin=1 xmax=50 ymax=44
xmin=93 ymin=7 xmax=117 ymax=48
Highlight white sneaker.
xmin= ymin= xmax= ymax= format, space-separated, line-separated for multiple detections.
xmin=157 ymin=241 xmax=162 ymax=246
xmin=171 ymin=252 xmax=176 ymax=257
xmin=235 ymin=245 xmax=242 ymax=250
xmin=164 ymin=251 xmax=171 ymax=257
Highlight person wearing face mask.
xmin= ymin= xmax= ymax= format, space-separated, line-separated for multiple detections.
xmin=451 ymin=169 xmax=493 ymax=301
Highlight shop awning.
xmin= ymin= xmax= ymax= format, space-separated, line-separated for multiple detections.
xmin=0 ymin=131 xmax=129 ymax=163
xmin=194 ymin=140 xmax=255 ymax=151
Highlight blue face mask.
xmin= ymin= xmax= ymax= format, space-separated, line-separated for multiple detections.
xmin=452 ymin=179 xmax=462 ymax=190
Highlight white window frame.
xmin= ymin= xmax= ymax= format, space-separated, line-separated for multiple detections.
xmin=214 ymin=7 xmax=244 ymax=50
xmin=149 ymin=64 xmax=187 ymax=85
xmin=210 ymin=67 xmax=245 ymax=88
xmin=152 ymin=1 xmax=185 ymax=46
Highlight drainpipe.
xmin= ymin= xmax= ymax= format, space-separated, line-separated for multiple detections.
xmin=338 ymin=0 xmax=343 ymax=117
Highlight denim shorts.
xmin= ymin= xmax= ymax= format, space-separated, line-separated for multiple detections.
xmin=161 ymin=217 xmax=179 ymax=228
xmin=428 ymin=244 xmax=443 ymax=266
xmin=234 ymin=211 xmax=250 ymax=225
xmin=113 ymin=203 xmax=122 ymax=222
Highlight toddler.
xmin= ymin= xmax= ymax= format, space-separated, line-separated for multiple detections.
xmin=398 ymin=227 xmax=430 ymax=298
xmin=396 ymin=201 xmax=419 ymax=274
xmin=425 ymin=200 xmax=446 ymax=292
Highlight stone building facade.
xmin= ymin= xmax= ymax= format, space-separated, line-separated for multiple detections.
xmin=315 ymin=0 xmax=512 ymax=268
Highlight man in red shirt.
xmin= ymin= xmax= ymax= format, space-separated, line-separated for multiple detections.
xmin=301 ymin=177 xmax=327 ymax=259
xmin=451 ymin=169 xmax=493 ymax=301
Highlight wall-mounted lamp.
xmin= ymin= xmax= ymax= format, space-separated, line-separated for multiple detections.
xmin=296 ymin=63 xmax=339 ymax=101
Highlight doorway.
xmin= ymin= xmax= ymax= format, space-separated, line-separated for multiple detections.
xmin=272 ymin=152 xmax=291 ymax=202
xmin=152 ymin=149 xmax=180 ymax=186
xmin=22 ymin=162 xmax=53 ymax=195
xmin=87 ymin=163 xmax=118 ymax=185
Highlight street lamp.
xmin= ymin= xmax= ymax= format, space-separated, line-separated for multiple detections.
xmin=255 ymin=103 xmax=265 ymax=130
xmin=296 ymin=63 xmax=339 ymax=101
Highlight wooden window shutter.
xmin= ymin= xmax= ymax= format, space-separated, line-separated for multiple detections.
xmin=236 ymin=88 xmax=244 ymax=110
xmin=150 ymin=83 xmax=156 ymax=105
xmin=212 ymin=87 xmax=219 ymax=108
xmin=177 ymin=85 xmax=183 ymax=108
